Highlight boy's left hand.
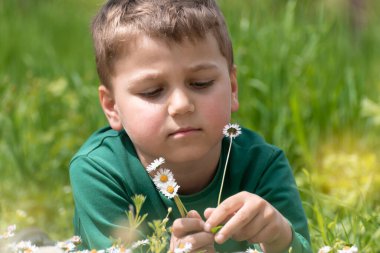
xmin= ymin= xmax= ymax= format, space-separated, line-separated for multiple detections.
xmin=204 ymin=191 xmax=292 ymax=253
xmin=170 ymin=210 xmax=215 ymax=252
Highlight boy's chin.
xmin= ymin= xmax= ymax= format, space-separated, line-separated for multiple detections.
xmin=165 ymin=146 xmax=220 ymax=164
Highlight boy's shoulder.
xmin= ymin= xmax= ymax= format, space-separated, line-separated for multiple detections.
xmin=230 ymin=126 xmax=286 ymax=169
xmin=235 ymin=127 xmax=280 ymax=152
xmin=70 ymin=126 xmax=129 ymax=165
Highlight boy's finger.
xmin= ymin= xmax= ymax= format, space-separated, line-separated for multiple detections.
xmin=204 ymin=196 xmax=244 ymax=232
xmin=187 ymin=210 xmax=202 ymax=219
xmin=214 ymin=206 xmax=257 ymax=244
xmin=203 ymin=208 xmax=215 ymax=219
xmin=181 ymin=231 xmax=215 ymax=251
xmin=172 ymin=217 xmax=205 ymax=237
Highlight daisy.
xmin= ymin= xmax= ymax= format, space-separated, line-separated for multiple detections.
xmin=131 ymin=239 xmax=149 ymax=249
xmin=146 ymin=157 xmax=165 ymax=173
xmin=11 ymin=241 xmax=38 ymax=252
xmin=318 ymin=246 xmax=332 ymax=253
xmin=0 ymin=224 xmax=16 ymax=239
xmin=153 ymin=168 xmax=174 ymax=188
xmin=223 ymin=123 xmax=242 ymax=138
xmin=338 ymin=245 xmax=358 ymax=253
xmin=218 ymin=123 xmax=242 ymax=205
xmin=174 ymin=242 xmax=192 ymax=253
xmin=246 ymin=248 xmax=263 ymax=253
xmin=159 ymin=180 xmax=180 ymax=199
xmin=69 ymin=235 xmax=82 ymax=245
xmin=56 ymin=240 xmax=76 ymax=251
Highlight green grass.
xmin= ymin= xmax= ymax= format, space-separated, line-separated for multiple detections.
xmin=1 ymin=0 xmax=379 ymax=251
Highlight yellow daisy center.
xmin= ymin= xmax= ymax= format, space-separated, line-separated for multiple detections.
xmin=178 ymin=243 xmax=185 ymax=249
xmin=167 ymin=185 xmax=175 ymax=194
xmin=160 ymin=174 xmax=168 ymax=182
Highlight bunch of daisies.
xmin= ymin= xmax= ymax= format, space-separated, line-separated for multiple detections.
xmin=146 ymin=157 xmax=188 ymax=218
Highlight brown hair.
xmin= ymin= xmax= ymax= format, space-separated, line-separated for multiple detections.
xmin=92 ymin=0 xmax=234 ymax=88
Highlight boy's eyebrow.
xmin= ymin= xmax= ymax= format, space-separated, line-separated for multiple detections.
xmin=126 ymin=71 xmax=162 ymax=85
xmin=187 ymin=63 xmax=219 ymax=72
xmin=127 ymin=63 xmax=220 ymax=85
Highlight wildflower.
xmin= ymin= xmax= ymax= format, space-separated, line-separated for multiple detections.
xmin=147 ymin=157 xmax=187 ymax=217
xmin=153 ymin=168 xmax=174 ymax=188
xmin=106 ymin=245 xmax=131 ymax=253
xmin=56 ymin=240 xmax=76 ymax=251
xmin=246 ymin=248 xmax=262 ymax=253
xmin=174 ymin=242 xmax=192 ymax=253
xmin=218 ymin=123 xmax=242 ymax=205
xmin=338 ymin=245 xmax=358 ymax=253
xmin=223 ymin=123 xmax=242 ymax=138
xmin=159 ymin=180 xmax=180 ymax=199
xmin=131 ymin=239 xmax=149 ymax=249
xmin=318 ymin=246 xmax=332 ymax=253
xmin=0 ymin=224 xmax=16 ymax=239
xmin=70 ymin=235 xmax=82 ymax=245
xmin=146 ymin=157 xmax=165 ymax=173
xmin=10 ymin=240 xmax=38 ymax=252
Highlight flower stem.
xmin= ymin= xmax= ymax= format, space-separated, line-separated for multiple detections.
xmin=174 ymin=196 xmax=188 ymax=218
xmin=217 ymin=137 xmax=232 ymax=206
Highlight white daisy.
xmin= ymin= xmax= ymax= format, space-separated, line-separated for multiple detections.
xmin=318 ymin=246 xmax=332 ymax=253
xmin=174 ymin=242 xmax=192 ymax=253
xmin=0 ymin=224 xmax=16 ymax=239
xmin=131 ymin=239 xmax=149 ymax=249
xmin=338 ymin=245 xmax=358 ymax=253
xmin=11 ymin=241 xmax=38 ymax=252
xmin=70 ymin=235 xmax=82 ymax=245
xmin=223 ymin=123 xmax=242 ymax=138
xmin=146 ymin=157 xmax=165 ymax=172
xmin=159 ymin=180 xmax=180 ymax=199
xmin=246 ymin=248 xmax=262 ymax=253
xmin=153 ymin=168 xmax=174 ymax=188
xmin=108 ymin=246 xmax=132 ymax=253
xmin=56 ymin=240 xmax=76 ymax=251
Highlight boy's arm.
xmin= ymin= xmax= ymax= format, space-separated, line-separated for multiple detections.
xmin=70 ymin=156 xmax=132 ymax=250
xmin=256 ymin=149 xmax=311 ymax=252
xmin=205 ymin=148 xmax=312 ymax=253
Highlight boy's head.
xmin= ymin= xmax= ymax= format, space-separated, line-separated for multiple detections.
xmin=92 ymin=0 xmax=234 ymax=89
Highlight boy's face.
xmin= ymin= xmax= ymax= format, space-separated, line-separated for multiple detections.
xmin=99 ymin=33 xmax=239 ymax=167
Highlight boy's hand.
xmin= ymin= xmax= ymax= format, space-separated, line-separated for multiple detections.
xmin=170 ymin=210 xmax=215 ymax=253
xmin=204 ymin=191 xmax=292 ymax=253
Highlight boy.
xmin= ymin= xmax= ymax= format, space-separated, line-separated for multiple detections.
xmin=69 ymin=0 xmax=312 ymax=252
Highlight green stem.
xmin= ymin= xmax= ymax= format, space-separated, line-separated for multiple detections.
xmin=217 ymin=137 xmax=233 ymax=206
xmin=174 ymin=195 xmax=188 ymax=218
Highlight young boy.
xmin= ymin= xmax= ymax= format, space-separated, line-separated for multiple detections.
xmin=70 ymin=0 xmax=311 ymax=252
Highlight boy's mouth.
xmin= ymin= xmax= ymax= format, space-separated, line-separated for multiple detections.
xmin=169 ymin=127 xmax=202 ymax=138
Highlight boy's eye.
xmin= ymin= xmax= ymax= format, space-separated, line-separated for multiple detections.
xmin=139 ymin=87 xmax=163 ymax=98
xmin=190 ymin=80 xmax=214 ymax=89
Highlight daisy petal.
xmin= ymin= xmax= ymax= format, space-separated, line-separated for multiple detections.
xmin=223 ymin=123 xmax=242 ymax=138
xmin=146 ymin=157 xmax=165 ymax=173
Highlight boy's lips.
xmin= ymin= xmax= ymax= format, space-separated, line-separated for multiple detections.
xmin=169 ymin=127 xmax=202 ymax=137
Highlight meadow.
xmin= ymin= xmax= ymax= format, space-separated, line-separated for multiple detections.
xmin=0 ymin=0 xmax=379 ymax=252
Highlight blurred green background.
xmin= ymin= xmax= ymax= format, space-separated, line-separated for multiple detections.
xmin=0 ymin=0 xmax=379 ymax=251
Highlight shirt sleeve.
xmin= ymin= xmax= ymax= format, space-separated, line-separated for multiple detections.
xmin=255 ymin=148 xmax=312 ymax=253
xmin=70 ymin=156 xmax=132 ymax=250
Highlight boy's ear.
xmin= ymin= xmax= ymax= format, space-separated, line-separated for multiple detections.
xmin=230 ymin=65 xmax=239 ymax=112
xmin=98 ymin=85 xmax=123 ymax=131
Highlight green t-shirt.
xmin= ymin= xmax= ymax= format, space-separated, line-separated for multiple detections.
xmin=70 ymin=126 xmax=311 ymax=252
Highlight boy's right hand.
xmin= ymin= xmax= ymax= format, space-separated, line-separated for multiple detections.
xmin=170 ymin=210 xmax=215 ymax=253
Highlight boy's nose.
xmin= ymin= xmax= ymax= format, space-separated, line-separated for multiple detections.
xmin=167 ymin=89 xmax=195 ymax=116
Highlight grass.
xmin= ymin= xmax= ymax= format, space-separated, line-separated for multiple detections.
xmin=0 ymin=0 xmax=379 ymax=251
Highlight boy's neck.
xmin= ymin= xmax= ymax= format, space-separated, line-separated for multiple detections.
xmin=169 ymin=147 xmax=221 ymax=195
